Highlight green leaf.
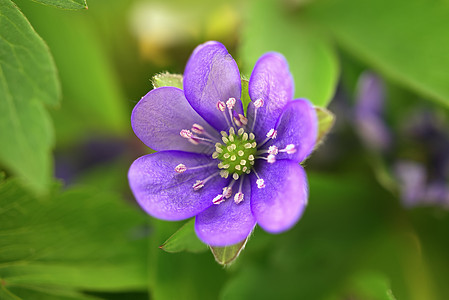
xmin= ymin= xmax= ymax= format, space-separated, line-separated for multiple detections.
xmin=210 ymin=237 xmax=248 ymax=266
xmin=239 ymin=0 xmax=339 ymax=107
xmin=30 ymin=0 xmax=87 ymax=10
xmin=305 ymin=0 xmax=449 ymax=106
xmin=16 ymin=1 xmax=129 ymax=147
xmin=315 ymin=106 xmax=335 ymax=144
xmin=152 ymin=72 xmax=183 ymax=89
xmin=0 ymin=0 xmax=60 ymax=193
xmin=160 ymin=219 xmax=207 ymax=253
xmin=0 ymin=179 xmax=148 ymax=296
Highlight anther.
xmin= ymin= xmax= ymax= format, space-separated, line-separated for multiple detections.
xmin=244 ymin=143 xmax=252 ymax=149
xmin=216 ymin=101 xmax=226 ymax=112
xmin=174 ymin=164 xmax=187 ymax=173
xmin=267 ymin=154 xmax=276 ymax=163
xmin=222 ymin=136 xmax=229 ymax=143
xmin=281 ymin=144 xmax=297 ymax=154
xmin=238 ymin=150 xmax=244 ymax=156
xmin=212 ymin=152 xmax=219 ymax=159
xmin=226 ymin=97 xmax=236 ymax=109
xmin=191 ymin=124 xmax=204 ymax=134
xmin=215 ymin=146 xmax=223 ymax=153
xmin=231 ymin=155 xmax=236 ymax=161
xmin=242 ymin=133 xmax=248 ymax=141
xmin=192 ymin=180 xmax=204 ymax=191
xmin=266 ymin=129 xmax=277 ymax=139
xmin=235 ymin=165 xmax=241 ymax=170
xmin=249 ymin=133 xmax=255 ymax=140
xmin=254 ymin=98 xmax=264 ymax=108
xmin=256 ymin=178 xmax=265 ymax=189
xmin=234 ymin=192 xmax=244 ymax=204
xmin=180 ymin=129 xmax=193 ymax=139
xmin=220 ymin=170 xmax=229 ymax=178
xmin=213 ymin=194 xmax=225 ymax=205
xmin=234 ymin=117 xmax=242 ymax=127
xmin=223 ymin=186 xmax=233 ymax=198
xmin=268 ymin=145 xmax=279 ymax=155
xmin=221 ymin=131 xmax=228 ymax=137
xmin=239 ymin=114 xmax=248 ymax=126
xmin=233 ymin=173 xmax=239 ymax=180
xmin=248 ymin=155 xmax=255 ymax=161
xmin=224 ymin=153 xmax=230 ymax=159
xmin=238 ymin=128 xmax=244 ymax=135
xmin=240 ymin=160 xmax=246 ymax=165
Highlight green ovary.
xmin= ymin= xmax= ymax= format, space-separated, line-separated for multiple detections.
xmin=213 ymin=128 xmax=258 ymax=178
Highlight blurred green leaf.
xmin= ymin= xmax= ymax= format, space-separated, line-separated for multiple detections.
xmin=305 ymin=0 xmax=449 ymax=106
xmin=0 ymin=0 xmax=60 ymax=194
xmin=16 ymin=0 xmax=129 ymax=147
xmin=160 ymin=219 xmax=207 ymax=253
xmin=0 ymin=178 xmax=148 ymax=297
xmin=315 ymin=106 xmax=335 ymax=144
xmin=239 ymin=0 xmax=339 ymax=107
xmin=152 ymin=72 xmax=183 ymax=89
xmin=210 ymin=238 xmax=248 ymax=266
xmin=147 ymin=220 xmax=227 ymax=300
xmin=30 ymin=0 xmax=87 ymax=10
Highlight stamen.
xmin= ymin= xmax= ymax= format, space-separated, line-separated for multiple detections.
xmin=280 ymin=144 xmax=297 ymax=154
xmin=212 ymin=152 xmax=219 ymax=159
xmin=233 ymin=173 xmax=239 ymax=180
xmin=267 ymin=154 xmax=276 ymax=163
xmin=234 ymin=117 xmax=242 ymax=127
xmin=238 ymin=128 xmax=244 ymax=135
xmin=180 ymin=129 xmax=193 ymax=139
xmin=251 ymin=99 xmax=264 ymax=131
xmin=266 ymin=129 xmax=277 ymax=139
xmin=174 ymin=164 xmax=187 ymax=173
xmin=216 ymin=101 xmax=226 ymax=112
xmin=230 ymin=155 xmax=236 ymax=161
xmin=223 ymin=186 xmax=233 ymax=198
xmin=268 ymin=145 xmax=279 ymax=155
xmin=240 ymin=159 xmax=246 ymax=165
xmin=242 ymin=133 xmax=248 ymax=141
xmin=256 ymin=178 xmax=265 ymax=189
xmin=220 ymin=170 xmax=229 ymax=178
xmin=234 ymin=177 xmax=245 ymax=204
xmin=238 ymin=150 xmax=244 ymax=156
xmin=192 ymin=180 xmax=204 ymax=191
xmin=239 ymin=114 xmax=248 ymax=126
xmin=226 ymin=97 xmax=236 ymax=109
xmin=191 ymin=124 xmax=204 ymax=134
xmin=213 ymin=194 xmax=225 ymax=205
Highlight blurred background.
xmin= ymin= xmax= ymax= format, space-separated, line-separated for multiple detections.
xmin=1 ymin=0 xmax=449 ymax=299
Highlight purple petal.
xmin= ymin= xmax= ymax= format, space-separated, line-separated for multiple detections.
xmin=131 ymin=87 xmax=219 ymax=153
xmin=183 ymin=41 xmax=243 ymax=131
xmin=272 ymin=99 xmax=318 ymax=162
xmin=195 ymin=178 xmax=255 ymax=246
xmin=128 ymin=151 xmax=226 ymax=221
xmin=251 ymin=160 xmax=308 ymax=233
xmin=248 ymin=53 xmax=294 ymax=140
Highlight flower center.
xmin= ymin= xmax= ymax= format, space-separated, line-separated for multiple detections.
xmin=212 ymin=127 xmax=257 ymax=179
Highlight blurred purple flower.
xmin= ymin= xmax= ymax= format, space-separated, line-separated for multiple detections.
xmin=355 ymin=72 xmax=392 ymax=152
xmin=355 ymin=72 xmax=449 ymax=208
xmin=128 ymin=41 xmax=317 ymax=246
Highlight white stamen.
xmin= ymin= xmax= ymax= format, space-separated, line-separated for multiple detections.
xmin=229 ymin=127 xmax=235 ymax=135
xmin=231 ymin=155 xmax=236 ymax=161
xmin=223 ymin=164 xmax=230 ymax=169
xmin=215 ymin=146 xmax=223 ymax=153
xmin=220 ymin=131 xmax=228 ymax=137
xmin=242 ymin=133 xmax=248 ymax=141
xmin=256 ymin=178 xmax=265 ymax=189
xmin=174 ymin=164 xmax=187 ymax=173
xmin=235 ymin=165 xmax=241 ymax=170
xmin=192 ymin=180 xmax=204 ymax=191
xmin=248 ymin=155 xmax=255 ymax=161
xmin=254 ymin=98 xmax=264 ymax=108
xmin=240 ymin=160 xmax=246 ymax=165
xmin=227 ymin=145 xmax=233 ymax=152
xmin=233 ymin=173 xmax=239 ymax=180
xmin=180 ymin=129 xmax=193 ymax=139
xmin=226 ymin=97 xmax=236 ymax=109
xmin=238 ymin=150 xmax=244 ymax=156
xmin=234 ymin=192 xmax=244 ymax=204
xmin=223 ymin=186 xmax=233 ymax=198
xmin=244 ymin=143 xmax=252 ymax=149
xmin=281 ymin=144 xmax=297 ymax=154
xmin=234 ymin=117 xmax=242 ymax=127
xmin=229 ymin=135 xmax=234 ymax=142
xmin=268 ymin=145 xmax=279 ymax=155
xmin=239 ymin=114 xmax=248 ymax=126
xmin=216 ymin=101 xmax=226 ymax=112
xmin=242 ymin=166 xmax=247 ymax=172
xmin=191 ymin=124 xmax=204 ymax=134
xmin=267 ymin=154 xmax=276 ymax=163
xmin=220 ymin=170 xmax=229 ymax=178
xmin=212 ymin=152 xmax=219 ymax=159
xmin=187 ymin=137 xmax=200 ymax=145
xmin=238 ymin=128 xmax=244 ymax=135
xmin=266 ymin=129 xmax=277 ymax=139
xmin=213 ymin=194 xmax=225 ymax=205
xmin=224 ymin=153 xmax=230 ymax=159
xmin=251 ymin=142 xmax=257 ymax=148
xmin=249 ymin=133 xmax=255 ymax=140
xmin=222 ymin=136 xmax=229 ymax=143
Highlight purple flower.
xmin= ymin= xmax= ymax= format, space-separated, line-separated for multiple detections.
xmin=128 ymin=41 xmax=318 ymax=246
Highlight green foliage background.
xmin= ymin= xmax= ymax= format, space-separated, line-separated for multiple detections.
xmin=1 ymin=0 xmax=449 ymax=299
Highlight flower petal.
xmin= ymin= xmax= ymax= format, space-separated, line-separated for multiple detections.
xmin=247 ymin=53 xmax=294 ymax=140
xmin=128 ymin=151 xmax=226 ymax=221
xmin=195 ymin=178 xmax=255 ymax=246
xmin=251 ymin=160 xmax=308 ymax=233
xmin=183 ymin=41 xmax=243 ymax=131
xmin=131 ymin=87 xmax=219 ymax=153
xmin=272 ymin=99 xmax=318 ymax=162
